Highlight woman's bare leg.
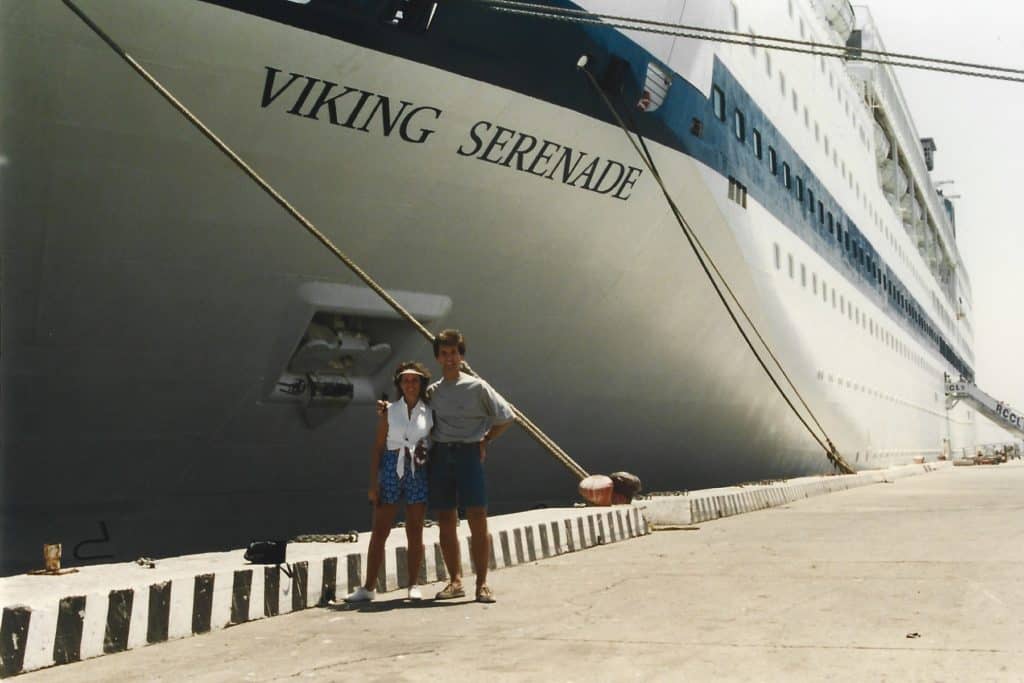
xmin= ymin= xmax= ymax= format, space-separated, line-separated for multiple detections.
xmin=404 ymin=503 xmax=426 ymax=587
xmin=364 ymin=503 xmax=398 ymax=590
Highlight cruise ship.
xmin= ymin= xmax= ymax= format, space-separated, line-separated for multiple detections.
xmin=0 ymin=0 xmax=983 ymax=574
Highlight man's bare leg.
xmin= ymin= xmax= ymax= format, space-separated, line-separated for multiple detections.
xmin=466 ymin=506 xmax=489 ymax=590
xmin=437 ymin=508 xmax=462 ymax=590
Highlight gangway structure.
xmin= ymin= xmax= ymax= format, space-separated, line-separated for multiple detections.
xmin=945 ymin=376 xmax=1024 ymax=439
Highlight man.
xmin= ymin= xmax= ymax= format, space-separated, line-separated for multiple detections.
xmin=428 ymin=329 xmax=514 ymax=603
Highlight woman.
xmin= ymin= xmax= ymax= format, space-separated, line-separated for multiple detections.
xmin=345 ymin=361 xmax=433 ymax=602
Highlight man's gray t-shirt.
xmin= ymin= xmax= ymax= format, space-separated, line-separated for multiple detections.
xmin=429 ymin=372 xmax=514 ymax=443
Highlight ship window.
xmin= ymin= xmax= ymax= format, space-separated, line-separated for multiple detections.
xmin=788 ymin=253 xmax=794 ymax=278
xmin=753 ymin=129 xmax=763 ymax=158
xmin=768 ymin=147 xmax=778 ymax=174
xmin=728 ymin=176 xmax=748 ymax=208
xmin=712 ymin=86 xmax=725 ymax=121
xmin=812 ymin=273 xmax=818 ymax=294
xmin=792 ymin=90 xmax=799 ymax=113
xmin=818 ymin=201 xmax=824 ymax=225
xmin=734 ymin=109 xmax=746 ymax=141
xmin=765 ymin=51 xmax=772 ymax=77
xmin=822 ymin=281 xmax=828 ymax=302
xmin=731 ymin=1 xmax=739 ymax=30
xmin=827 ymin=212 xmax=834 ymax=233
xmin=774 ymin=243 xmax=781 ymax=269
xmin=845 ymin=233 xmax=851 ymax=251
xmin=837 ymin=224 xmax=843 ymax=242
xmin=640 ymin=62 xmax=672 ymax=112
xmin=782 ymin=163 xmax=792 ymax=189
xmin=824 ymin=135 xmax=830 ymax=156
xmin=796 ymin=176 xmax=804 ymax=201
xmin=801 ymin=263 xmax=806 ymax=287
xmin=832 ymin=289 xmax=836 ymax=308
xmin=780 ymin=72 xmax=787 ymax=97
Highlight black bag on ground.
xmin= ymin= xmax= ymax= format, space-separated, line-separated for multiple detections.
xmin=244 ymin=540 xmax=287 ymax=565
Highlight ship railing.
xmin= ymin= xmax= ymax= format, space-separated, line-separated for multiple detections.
xmin=850 ymin=8 xmax=961 ymax=274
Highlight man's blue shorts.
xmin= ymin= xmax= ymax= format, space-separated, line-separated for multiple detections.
xmin=378 ymin=449 xmax=428 ymax=505
xmin=428 ymin=442 xmax=487 ymax=510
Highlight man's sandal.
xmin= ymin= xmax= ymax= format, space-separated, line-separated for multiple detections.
xmin=434 ymin=582 xmax=465 ymax=600
xmin=475 ymin=585 xmax=496 ymax=603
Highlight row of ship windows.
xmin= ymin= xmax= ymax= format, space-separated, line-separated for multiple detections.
xmin=736 ymin=3 xmax=946 ymax=329
xmin=715 ymin=87 xmax=863 ymax=256
xmin=731 ymin=0 xmax=867 ymax=149
xmin=732 ymin=2 xmax=871 ymax=178
xmin=716 ymin=94 xmax=885 ymax=285
xmin=773 ymin=243 xmax=941 ymax=379
xmin=717 ymin=83 xmax=967 ymax=377
xmin=814 ymin=369 xmax=951 ymax=428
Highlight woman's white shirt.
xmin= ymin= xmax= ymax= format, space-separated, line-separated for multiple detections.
xmin=385 ymin=399 xmax=432 ymax=478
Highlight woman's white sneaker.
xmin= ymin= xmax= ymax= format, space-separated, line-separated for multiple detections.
xmin=344 ymin=586 xmax=376 ymax=602
xmin=407 ymin=586 xmax=423 ymax=601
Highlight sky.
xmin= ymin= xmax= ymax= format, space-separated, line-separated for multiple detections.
xmin=859 ymin=1 xmax=1024 ymax=420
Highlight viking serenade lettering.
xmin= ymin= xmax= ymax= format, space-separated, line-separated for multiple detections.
xmin=260 ymin=66 xmax=644 ymax=201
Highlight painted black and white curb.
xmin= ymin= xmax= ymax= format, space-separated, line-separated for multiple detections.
xmin=0 ymin=507 xmax=647 ymax=678
xmin=640 ymin=462 xmax=948 ymax=527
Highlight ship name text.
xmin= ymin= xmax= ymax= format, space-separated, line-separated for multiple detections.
xmin=457 ymin=121 xmax=643 ymax=201
xmin=260 ymin=67 xmax=643 ymax=201
xmin=261 ymin=67 xmax=443 ymax=144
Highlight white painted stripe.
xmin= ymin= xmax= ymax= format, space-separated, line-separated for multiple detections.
xmin=167 ymin=580 xmax=193 ymax=639
xmin=278 ymin=569 xmax=294 ymax=615
xmin=209 ymin=571 xmax=233 ymax=631
xmin=21 ymin=604 xmax=56 ymax=671
xmin=126 ymin=584 xmax=149 ymax=651
xmin=79 ymin=591 xmax=108 ymax=660
xmin=307 ymin=560 xmax=323 ymax=607
xmin=249 ymin=567 xmax=266 ymax=621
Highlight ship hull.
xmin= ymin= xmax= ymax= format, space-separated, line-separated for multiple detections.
xmin=0 ymin=0 xmax=975 ymax=574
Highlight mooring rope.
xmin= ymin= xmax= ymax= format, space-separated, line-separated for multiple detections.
xmin=61 ymin=0 xmax=589 ymax=481
xmin=578 ymin=61 xmax=854 ymax=475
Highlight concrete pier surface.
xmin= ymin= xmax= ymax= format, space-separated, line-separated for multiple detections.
xmin=18 ymin=462 xmax=1024 ymax=682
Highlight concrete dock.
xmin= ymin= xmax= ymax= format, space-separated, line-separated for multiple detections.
xmin=12 ymin=461 xmax=1024 ymax=681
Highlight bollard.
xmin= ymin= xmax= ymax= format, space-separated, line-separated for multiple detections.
xmin=44 ymin=544 xmax=62 ymax=572
xmin=28 ymin=542 xmax=78 ymax=575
